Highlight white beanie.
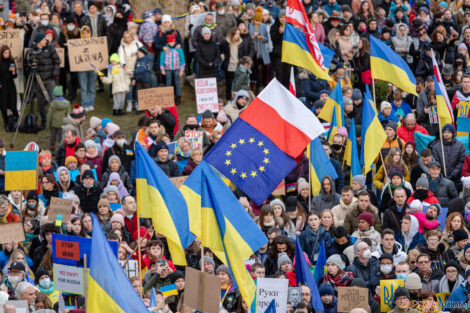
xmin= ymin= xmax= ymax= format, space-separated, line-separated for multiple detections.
xmin=409 ymin=199 xmax=423 ymax=212
xmin=162 ymin=14 xmax=172 ymax=24
xmin=380 ymin=101 xmax=392 ymax=112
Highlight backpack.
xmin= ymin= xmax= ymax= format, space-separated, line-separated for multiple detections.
xmin=20 ymin=113 xmax=38 ymax=133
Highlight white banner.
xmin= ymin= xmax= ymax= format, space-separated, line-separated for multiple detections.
xmin=256 ymin=278 xmax=288 ymax=313
xmin=195 ymin=78 xmax=218 ymax=113
xmin=53 ymin=264 xmax=85 ymax=295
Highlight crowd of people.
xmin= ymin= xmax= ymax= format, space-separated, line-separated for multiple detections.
xmin=4 ymin=0 xmax=470 ymax=312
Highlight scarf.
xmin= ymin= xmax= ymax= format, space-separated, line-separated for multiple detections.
xmin=429 ymin=177 xmax=440 ymax=194
xmin=263 ymin=220 xmax=275 ymax=227
xmin=418 ymin=158 xmax=431 ymax=174
xmin=389 ymin=180 xmax=405 ymax=195
xmin=65 ymin=137 xmax=81 ymax=158
xmin=323 ymin=271 xmax=354 ymax=286
xmin=38 ymin=282 xmax=55 ymax=295
xmin=43 ymin=188 xmax=59 ymax=202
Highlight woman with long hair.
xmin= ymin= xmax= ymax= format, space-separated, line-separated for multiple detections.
xmin=4 ymin=249 xmax=35 ymax=284
xmin=97 ymin=198 xmax=113 ymax=233
xmin=403 ymin=142 xmax=419 ymax=171
xmin=320 ymin=209 xmax=336 ymax=237
xmin=0 ymin=45 xmax=18 ymax=131
xmin=442 ymin=212 xmax=470 ymax=247
xmin=271 ymin=199 xmax=296 ymax=240
xmin=300 ymin=212 xmax=331 ymax=264
xmin=256 ymin=205 xmax=276 ymax=234
xmin=56 ymin=166 xmax=75 ymax=192
xmin=373 ymin=147 xmax=410 ymax=191
xmin=68 ymin=216 xmax=87 ymax=237
xmin=352 ymin=37 xmax=371 ymax=91
xmin=39 ymin=174 xmax=62 ymax=207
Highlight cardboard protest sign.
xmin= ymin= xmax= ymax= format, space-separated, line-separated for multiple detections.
xmin=67 ymin=36 xmax=108 ymax=72
xmin=380 ymin=279 xmax=404 ymax=312
xmin=0 ymin=223 xmax=26 ymax=244
xmin=53 ymin=264 xmax=86 ymax=294
xmin=137 ymin=86 xmax=175 ymax=110
xmin=6 ymin=300 xmax=28 ymax=313
xmin=47 ymin=197 xmax=73 ymax=223
xmin=185 ymin=130 xmax=204 ymax=149
xmin=337 ymin=286 xmax=369 ymax=313
xmin=52 ymin=233 xmax=118 ymax=267
xmin=195 ymin=78 xmax=218 ymax=113
xmin=256 ymin=278 xmax=288 ymax=313
xmin=170 ymin=176 xmax=188 ymax=189
xmin=0 ymin=29 xmax=24 ymax=69
xmin=184 ymin=267 xmax=220 ymax=313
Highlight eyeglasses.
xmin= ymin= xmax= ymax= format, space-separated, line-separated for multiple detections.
xmin=427 ymin=239 xmax=439 ymax=243
xmin=446 ymin=270 xmax=458 ymax=273
xmin=417 ymin=260 xmax=430 ymax=265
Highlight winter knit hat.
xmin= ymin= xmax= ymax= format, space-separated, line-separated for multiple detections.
xmin=297 ymin=178 xmax=309 ymax=194
xmin=101 ymin=118 xmax=112 ymax=129
xmin=110 ymin=53 xmax=120 ymax=63
xmin=27 ymin=190 xmax=38 ymax=201
xmin=429 ymin=203 xmax=441 ymax=216
xmin=352 ymin=175 xmax=366 ymax=187
xmin=84 ymin=140 xmax=95 ymax=149
xmin=270 ymin=198 xmax=285 ymax=212
xmin=71 ymin=104 xmax=86 ymax=119
xmin=132 ymin=226 xmax=152 ymax=241
xmin=169 ymin=270 xmax=185 ymax=284
xmin=138 ymin=46 xmax=148 ymax=55
xmin=286 ymin=196 xmax=298 ymax=212
xmin=394 ymin=287 xmax=410 ymax=300
xmin=352 ymin=88 xmax=362 ymax=101
xmin=89 ymin=116 xmax=101 ymax=130
xmin=65 ymin=156 xmax=78 ymax=166
xmin=385 ymin=121 xmax=398 ymax=132
xmin=380 ymin=101 xmax=392 ymax=112
xmin=442 ymin=123 xmax=456 ymax=136
xmin=409 ymin=199 xmax=423 ymax=212
xmin=162 ymin=14 xmax=172 ymax=24
xmin=105 ymin=122 xmax=120 ymax=137
xmin=104 ymin=185 xmax=119 ymax=196
xmin=35 ymin=269 xmax=51 ymax=285
xmin=155 ymin=141 xmax=169 ymax=154
xmin=253 ymin=7 xmax=263 ymax=22
xmin=445 ymin=259 xmax=460 ymax=272
xmin=110 ymin=213 xmax=124 ymax=226
xmin=319 ymin=283 xmax=335 ymax=296
xmin=216 ymin=110 xmax=228 ymax=123
xmin=166 ymin=34 xmax=176 ymax=43
xmin=358 ymin=212 xmax=374 ymax=226
xmin=453 ymin=229 xmax=468 ymax=242
xmin=34 ymin=32 xmax=45 ymax=43
xmin=143 ymin=10 xmax=154 ymax=19
xmin=53 ymin=86 xmax=63 ymax=97
xmin=337 ymin=126 xmax=348 ymax=137
xmin=416 ymin=174 xmax=429 ymax=189
xmin=277 ymin=252 xmax=292 ymax=269
xmin=203 ymin=256 xmax=215 ymax=268
xmin=201 ymin=26 xmax=211 ymax=35
xmin=404 ymin=273 xmax=422 ymax=290
xmin=108 ymin=155 xmax=121 ymax=166
xmin=326 ymin=254 xmax=343 ymax=269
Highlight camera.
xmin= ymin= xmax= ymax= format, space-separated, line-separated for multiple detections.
xmin=26 ymin=47 xmax=41 ymax=71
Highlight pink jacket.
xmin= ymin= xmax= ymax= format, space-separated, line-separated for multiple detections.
xmin=409 ymin=212 xmax=440 ymax=234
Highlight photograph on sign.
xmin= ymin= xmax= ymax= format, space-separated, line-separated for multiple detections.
xmin=256 ymin=278 xmax=288 ymax=313
xmin=195 ymin=78 xmax=218 ymax=113
xmin=288 ymin=287 xmax=302 ymax=307
xmin=47 ymin=197 xmax=73 ymax=223
xmin=137 ymin=86 xmax=175 ymax=110
xmin=0 ymin=222 xmax=26 ymax=244
xmin=53 ymin=263 xmax=85 ymax=295
xmin=67 ymin=36 xmax=109 ymax=72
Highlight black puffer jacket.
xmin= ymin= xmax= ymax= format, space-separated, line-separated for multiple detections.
xmin=196 ymin=38 xmax=220 ymax=78
xmin=28 ymin=44 xmax=60 ymax=81
xmin=72 ymin=183 xmax=103 ymax=214
xmin=106 ymin=16 xmax=127 ymax=54
xmin=155 ymin=157 xmax=180 ymax=178
xmin=80 ymin=13 xmax=107 ymax=37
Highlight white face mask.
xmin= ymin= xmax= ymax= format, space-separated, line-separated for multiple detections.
xmin=41 ymin=20 xmax=49 ymax=26
xmin=116 ymin=139 xmax=126 ymax=147
xmin=67 ymin=24 xmax=75 ymax=31
xmin=218 ymin=9 xmax=225 ymax=15
xmin=8 ymin=275 xmax=22 ymax=286
xmin=362 ymin=249 xmax=371 ymax=259
xmin=381 ymin=264 xmax=393 ymax=274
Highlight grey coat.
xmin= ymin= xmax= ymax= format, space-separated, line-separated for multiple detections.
xmin=248 ymin=22 xmax=270 ymax=65
xmin=427 ymin=175 xmax=459 ymax=207
xmin=431 ymin=137 xmax=466 ymax=182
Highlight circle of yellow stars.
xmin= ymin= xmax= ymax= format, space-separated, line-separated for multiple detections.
xmin=224 ymin=137 xmax=270 ymax=180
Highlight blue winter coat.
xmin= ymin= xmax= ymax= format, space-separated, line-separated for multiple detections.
xmin=324 ymin=297 xmax=338 ymax=313
xmin=447 ymin=281 xmax=469 ymax=309
xmin=395 ymin=231 xmax=426 ymax=252
xmin=378 ymin=111 xmax=399 ymax=124
xmin=300 ymin=73 xmax=331 ymax=109
xmin=299 ymin=225 xmax=331 ymax=264
xmin=391 ymin=101 xmax=413 ymax=120
xmin=134 ymin=54 xmax=152 ymax=83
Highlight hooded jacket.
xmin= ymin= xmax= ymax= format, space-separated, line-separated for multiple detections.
xmin=224 ymin=90 xmax=249 ymax=125
xmin=447 ymin=280 xmax=470 ymax=308
xmin=418 ymin=242 xmax=450 ymax=271
xmin=331 ymin=197 xmax=357 ymax=227
xmin=395 ymin=215 xmax=426 ymax=253
xmin=371 ymin=242 xmax=407 ymax=264
xmin=352 ymin=226 xmax=382 ymax=250
xmin=391 ymin=23 xmax=413 ymax=63
xmin=347 ymin=256 xmax=380 ymax=287
xmin=343 ymin=202 xmax=382 ymax=234
xmin=46 ymin=97 xmax=71 ymax=129
xmin=311 ymin=175 xmax=341 ymax=213
xmin=438 ymin=273 xmax=464 ymax=294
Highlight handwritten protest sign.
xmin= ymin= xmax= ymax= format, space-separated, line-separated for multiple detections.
xmin=337 ymin=286 xmax=369 ymax=313
xmin=256 ymin=278 xmax=288 ymax=313
xmin=170 ymin=176 xmax=188 ymax=189
xmin=185 ymin=130 xmax=204 ymax=149
xmin=0 ymin=223 xmax=25 ymax=244
xmin=53 ymin=264 xmax=86 ymax=294
xmin=380 ymin=279 xmax=404 ymax=312
xmin=184 ymin=267 xmax=220 ymax=313
xmin=67 ymin=36 xmax=108 ymax=72
xmin=195 ymin=78 xmax=218 ymax=113
xmin=137 ymin=86 xmax=175 ymax=110
xmin=0 ymin=29 xmax=23 ymax=68
xmin=48 ymin=197 xmax=73 ymax=223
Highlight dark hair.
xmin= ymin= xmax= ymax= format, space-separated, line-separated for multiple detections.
xmin=138 ymin=116 xmax=151 ymax=127
xmin=74 ymin=143 xmax=85 ymax=151
xmin=107 ymin=233 xmax=121 ymax=242
xmin=417 ymin=252 xmax=431 ymax=262
xmin=268 ymin=235 xmax=295 ymax=258
xmin=418 ymin=289 xmax=437 ymax=301
xmin=358 ymin=190 xmax=371 ymax=199
xmin=65 ymin=129 xmax=78 ymax=137
xmin=148 ymin=239 xmax=164 ymax=249
xmin=341 ymin=186 xmax=353 ymax=193
xmin=113 ymin=130 xmax=125 ymax=139
xmin=250 ymin=262 xmax=265 ymax=273
xmin=420 ymin=148 xmax=432 ymax=157
xmin=239 ymin=56 xmax=253 ymax=66
xmin=382 ymin=228 xmax=395 ymax=237
xmin=0 ymin=45 xmax=11 ymax=62
xmin=41 ymin=223 xmax=59 ymax=238
xmin=267 ymin=226 xmax=281 ymax=236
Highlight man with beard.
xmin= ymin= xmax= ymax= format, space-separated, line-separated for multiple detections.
xmin=410 ymin=148 xmax=433 ymax=188
xmin=326 ymin=226 xmax=355 ymax=257
xmin=174 ymin=115 xmax=210 ymax=149
xmin=147 ymin=107 xmax=176 ymax=140
xmin=426 ymin=161 xmax=458 ymax=207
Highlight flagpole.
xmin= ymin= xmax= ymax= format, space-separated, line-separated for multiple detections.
xmin=372 ymin=80 xmax=376 ymax=108
xmin=437 ymin=117 xmax=448 ymax=177
xmin=136 ymin=216 xmax=142 ymax=297
xmin=84 ymin=253 xmax=88 ymax=310
xmin=379 ymin=152 xmax=393 ymax=198
xmin=308 ymin=157 xmax=312 ymax=212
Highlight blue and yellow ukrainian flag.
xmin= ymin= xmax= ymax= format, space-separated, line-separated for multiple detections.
xmin=180 ymin=161 xmax=268 ymax=308
xmin=318 ymin=80 xmax=344 ymax=130
xmin=361 ymin=86 xmax=387 ymax=173
xmin=5 ymin=151 xmax=38 ymax=191
xmin=306 ymin=137 xmax=338 ymax=196
xmin=135 ymin=142 xmax=195 ymax=265
xmin=344 ymin=118 xmax=362 ymax=183
xmin=282 ymin=23 xmax=331 ymax=82
xmin=319 ymin=43 xmax=335 ymax=70
xmin=88 ymin=214 xmax=148 ymax=313
xmin=160 ymin=284 xmax=178 ymax=296
xmin=313 ymin=240 xmax=327 ymax=283
xmin=370 ymin=35 xmax=418 ymax=96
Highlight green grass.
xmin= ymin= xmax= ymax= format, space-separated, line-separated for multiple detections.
xmin=4 ymin=82 xmax=201 ymax=151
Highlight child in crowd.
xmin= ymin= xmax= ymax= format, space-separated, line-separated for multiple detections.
xmin=100 ymin=54 xmax=131 ymax=116
xmin=46 ymin=86 xmax=70 ymax=152
xmin=160 ymin=34 xmax=185 ymax=105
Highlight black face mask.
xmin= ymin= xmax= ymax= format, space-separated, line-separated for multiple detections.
xmin=414 ymin=189 xmax=428 ymax=201
xmin=184 ymin=124 xmax=198 ymax=130
xmin=410 ymin=292 xmax=419 ymax=301
xmin=332 ymin=144 xmax=343 ymax=151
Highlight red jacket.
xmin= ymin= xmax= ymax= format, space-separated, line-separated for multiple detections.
xmin=397 ymin=123 xmax=429 ymax=143
xmin=407 ymin=190 xmax=439 ymax=206
xmin=462 ymin=154 xmax=470 ymax=177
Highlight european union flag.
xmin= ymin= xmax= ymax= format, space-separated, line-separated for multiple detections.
xmin=204 ymin=119 xmax=297 ymax=205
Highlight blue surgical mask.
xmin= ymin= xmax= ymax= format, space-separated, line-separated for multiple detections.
xmin=41 ymin=20 xmax=49 ymax=26
xmin=28 ymin=203 xmax=35 ymax=209
xmin=67 ymin=25 xmax=75 ymax=31
xmin=39 ymin=277 xmax=51 ymax=289
xmin=397 ymin=273 xmax=408 ymax=280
